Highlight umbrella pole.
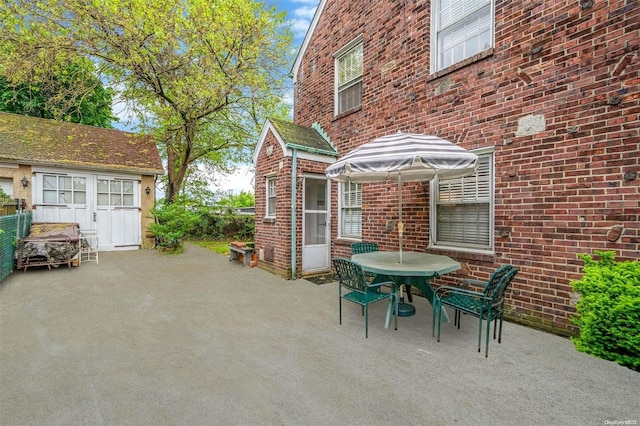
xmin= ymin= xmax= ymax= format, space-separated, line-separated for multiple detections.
xmin=398 ymin=174 xmax=403 ymax=263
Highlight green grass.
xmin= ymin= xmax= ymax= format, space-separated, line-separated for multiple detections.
xmin=190 ymin=240 xmax=231 ymax=255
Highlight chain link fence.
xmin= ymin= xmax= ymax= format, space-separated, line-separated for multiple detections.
xmin=0 ymin=212 xmax=32 ymax=282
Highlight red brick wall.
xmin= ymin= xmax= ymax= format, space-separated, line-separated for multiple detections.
xmin=292 ymin=0 xmax=639 ymax=335
xmin=254 ymin=130 xmax=337 ymax=278
xmin=254 ymin=131 xmax=293 ymax=278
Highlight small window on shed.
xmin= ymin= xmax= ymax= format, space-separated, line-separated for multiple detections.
xmin=266 ymin=176 xmax=276 ymax=218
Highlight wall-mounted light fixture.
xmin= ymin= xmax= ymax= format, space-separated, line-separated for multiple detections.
xmin=145 ymin=186 xmax=151 ymax=196
xmin=296 ymin=175 xmax=304 ymax=186
xmin=21 ymin=176 xmax=29 ymax=188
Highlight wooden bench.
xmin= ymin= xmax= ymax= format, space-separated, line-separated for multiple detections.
xmin=228 ymin=242 xmax=254 ymax=267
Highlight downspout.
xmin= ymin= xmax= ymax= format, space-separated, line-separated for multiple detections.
xmin=291 ymin=149 xmax=298 ymax=280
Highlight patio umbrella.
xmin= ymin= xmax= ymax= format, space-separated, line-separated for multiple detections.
xmin=325 ymin=132 xmax=478 ymax=263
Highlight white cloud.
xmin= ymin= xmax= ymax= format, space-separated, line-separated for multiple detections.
xmin=289 ymin=17 xmax=313 ymax=37
xmin=286 ymin=2 xmax=317 ymax=42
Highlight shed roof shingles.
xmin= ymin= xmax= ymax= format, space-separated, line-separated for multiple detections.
xmin=269 ymin=118 xmax=337 ymax=155
xmin=0 ymin=112 xmax=164 ymax=175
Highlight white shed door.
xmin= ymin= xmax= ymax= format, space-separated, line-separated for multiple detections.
xmin=95 ymin=177 xmax=141 ymax=250
xmin=33 ymin=172 xmax=141 ymax=251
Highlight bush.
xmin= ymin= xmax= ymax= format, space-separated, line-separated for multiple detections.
xmin=570 ymin=251 xmax=640 ymax=371
xmin=185 ymin=208 xmax=254 ymax=241
xmin=148 ymin=200 xmax=200 ymax=253
xmin=148 ymin=199 xmax=255 ymax=253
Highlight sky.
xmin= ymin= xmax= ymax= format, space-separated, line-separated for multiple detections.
xmin=113 ymin=0 xmax=319 ymax=195
xmin=216 ymin=0 xmax=319 ymax=194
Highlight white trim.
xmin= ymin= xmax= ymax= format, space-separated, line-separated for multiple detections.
xmin=253 ymin=119 xmax=288 ymax=166
xmin=253 ymin=118 xmax=337 ymax=166
xmin=337 ymin=180 xmax=362 ymax=240
xmin=291 ymin=0 xmax=328 ymax=84
xmin=285 ymin=149 xmax=336 ymax=164
xmin=430 ymin=0 xmax=495 ymax=74
xmin=301 ymin=174 xmax=331 ymax=273
xmin=334 ymin=35 xmax=364 ymax=115
xmin=265 ymin=175 xmax=277 ymax=219
xmin=429 ymin=146 xmax=495 ymax=254
xmin=32 ymin=166 xmax=142 ymax=181
xmin=0 ymin=162 xmax=19 ymax=169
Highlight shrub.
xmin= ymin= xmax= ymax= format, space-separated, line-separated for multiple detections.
xmin=570 ymin=251 xmax=640 ymax=371
xmin=185 ymin=209 xmax=254 ymax=241
xmin=148 ymin=200 xmax=200 ymax=253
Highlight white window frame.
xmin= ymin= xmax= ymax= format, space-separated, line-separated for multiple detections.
xmin=266 ymin=175 xmax=276 ymax=218
xmin=42 ymin=174 xmax=87 ymax=205
xmin=334 ymin=35 xmax=363 ymax=115
xmin=96 ymin=178 xmax=137 ymax=207
xmin=431 ymin=0 xmax=495 ymax=73
xmin=338 ymin=181 xmax=362 ymax=239
xmin=429 ymin=147 xmax=494 ymax=254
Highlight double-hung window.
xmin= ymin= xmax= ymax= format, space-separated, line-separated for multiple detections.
xmin=430 ymin=149 xmax=494 ymax=252
xmin=431 ymin=0 xmax=494 ymax=73
xmin=266 ymin=176 xmax=276 ymax=218
xmin=335 ymin=36 xmax=363 ymax=115
xmin=339 ymin=181 xmax=362 ymax=239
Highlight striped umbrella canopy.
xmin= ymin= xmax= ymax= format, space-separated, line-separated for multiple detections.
xmin=325 ymin=132 xmax=478 ymax=183
xmin=325 ymin=132 xmax=478 ymax=263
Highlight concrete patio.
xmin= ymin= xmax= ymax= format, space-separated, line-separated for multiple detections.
xmin=0 ymin=243 xmax=637 ymax=425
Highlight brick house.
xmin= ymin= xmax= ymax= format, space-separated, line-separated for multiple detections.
xmin=0 ymin=112 xmax=164 ymax=250
xmin=253 ymin=0 xmax=639 ymax=335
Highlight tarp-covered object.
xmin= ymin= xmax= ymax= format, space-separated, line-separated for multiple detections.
xmin=16 ymin=222 xmax=80 ymax=270
xmin=325 ymin=132 xmax=478 ymax=183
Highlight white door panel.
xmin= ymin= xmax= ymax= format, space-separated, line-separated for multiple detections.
xmin=302 ymin=176 xmax=330 ymax=272
xmin=33 ymin=172 xmax=141 ymax=251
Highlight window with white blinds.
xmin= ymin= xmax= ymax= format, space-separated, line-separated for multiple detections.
xmin=432 ymin=0 xmax=493 ymax=72
xmin=432 ymin=151 xmax=493 ymax=251
xmin=335 ymin=38 xmax=363 ymax=114
xmin=340 ymin=181 xmax=362 ymax=238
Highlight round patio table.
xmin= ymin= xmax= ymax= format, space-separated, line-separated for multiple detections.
xmin=352 ymin=251 xmax=460 ymax=324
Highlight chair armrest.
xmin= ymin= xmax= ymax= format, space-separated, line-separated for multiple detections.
xmin=367 ymin=280 xmax=395 ymax=289
xmin=435 ymin=285 xmax=487 ymax=299
xmin=458 ymin=279 xmax=485 ymax=290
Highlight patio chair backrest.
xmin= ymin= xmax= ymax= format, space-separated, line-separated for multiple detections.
xmin=482 ymin=265 xmax=518 ymax=306
xmin=351 ymin=242 xmax=379 ymax=255
xmin=333 ymin=258 xmax=368 ymax=293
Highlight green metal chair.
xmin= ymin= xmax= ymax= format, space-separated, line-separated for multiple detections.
xmin=350 ymin=241 xmax=379 ymax=254
xmin=333 ymin=258 xmax=398 ymax=338
xmin=432 ymin=265 xmax=518 ymax=357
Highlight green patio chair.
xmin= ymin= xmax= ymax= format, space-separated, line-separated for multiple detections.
xmin=333 ymin=258 xmax=398 ymax=338
xmin=350 ymin=241 xmax=379 ymax=254
xmin=432 ymin=265 xmax=518 ymax=357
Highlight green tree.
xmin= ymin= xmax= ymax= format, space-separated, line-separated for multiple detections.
xmin=217 ymin=190 xmax=255 ymax=208
xmin=0 ymin=57 xmax=117 ymax=128
xmin=0 ymin=0 xmax=292 ymax=202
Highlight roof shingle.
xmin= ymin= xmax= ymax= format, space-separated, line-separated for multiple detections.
xmin=269 ymin=118 xmax=337 ymax=156
xmin=0 ymin=112 xmax=164 ymax=175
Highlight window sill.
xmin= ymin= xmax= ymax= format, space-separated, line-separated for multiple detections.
xmin=335 ymin=237 xmax=361 ymax=247
xmin=332 ymin=105 xmax=362 ymax=122
xmin=428 ymin=245 xmax=495 ymax=263
xmin=428 ymin=48 xmax=494 ymax=82
xmin=262 ymin=217 xmax=276 ymax=223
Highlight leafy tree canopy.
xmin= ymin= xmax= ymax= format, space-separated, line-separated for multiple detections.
xmin=0 ymin=0 xmax=293 ymax=202
xmin=0 ymin=57 xmax=117 ymax=128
